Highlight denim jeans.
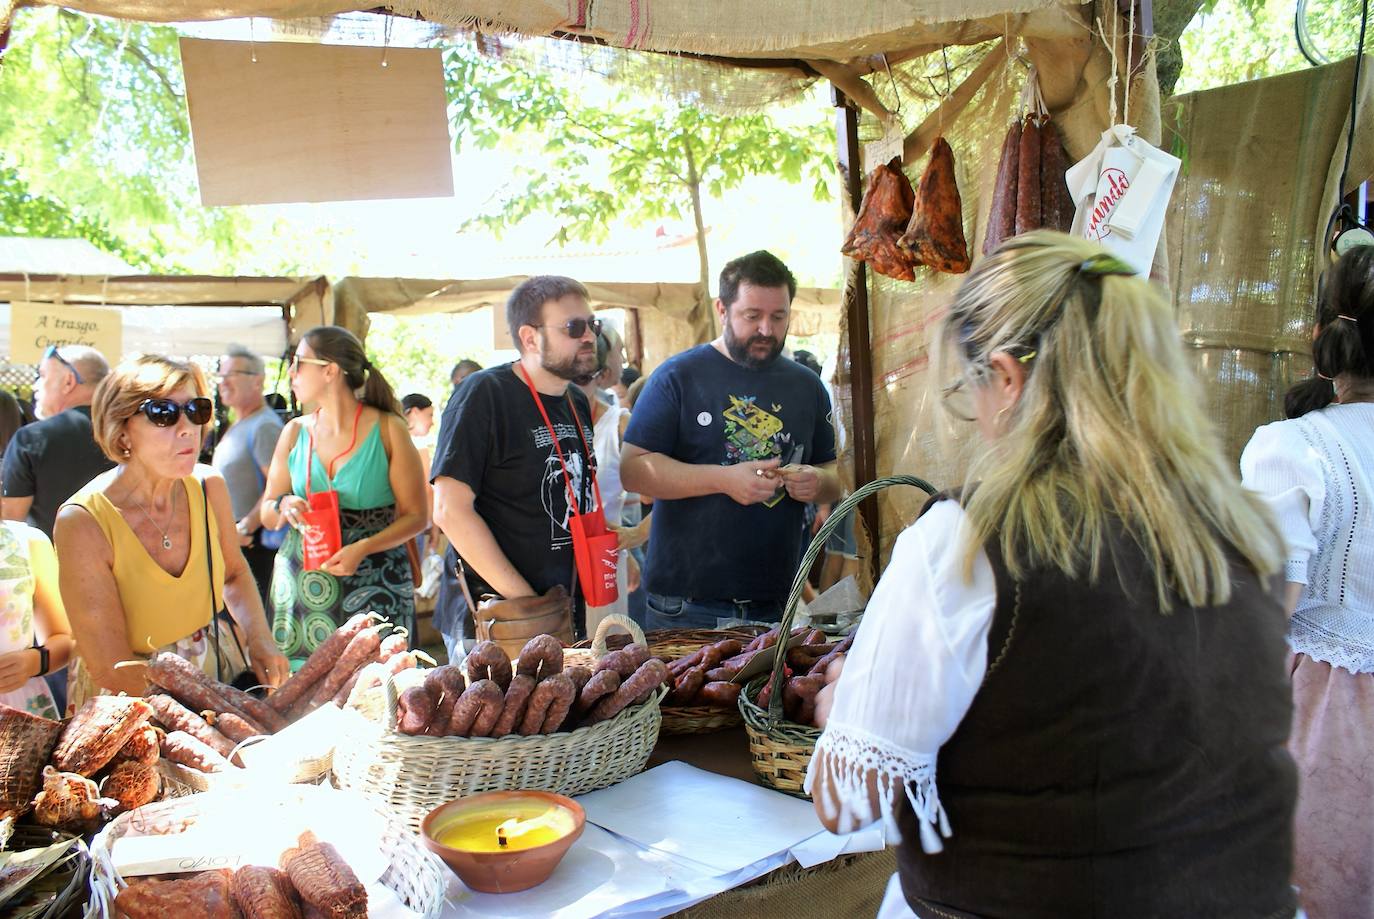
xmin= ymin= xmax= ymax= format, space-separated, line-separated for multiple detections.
xmin=645 ymin=593 xmax=786 ymax=631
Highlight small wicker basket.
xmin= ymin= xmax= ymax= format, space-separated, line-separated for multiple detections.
xmin=333 ymin=668 xmax=664 ymax=832
xmin=83 ymin=787 xmax=447 ymax=919
xmin=659 ymin=704 xmax=742 ymax=735
xmin=738 ymin=475 xmax=937 ymax=797
xmin=563 ymin=614 xmax=646 ymax=670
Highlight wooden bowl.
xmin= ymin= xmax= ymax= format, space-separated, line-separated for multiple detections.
xmin=420 ymin=791 xmax=585 ymax=894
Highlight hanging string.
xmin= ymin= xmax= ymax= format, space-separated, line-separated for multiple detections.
xmin=881 ymin=53 xmax=902 ymax=119
xmin=92 ymin=23 xmax=131 ymax=140
xmin=249 ymin=17 xmax=257 ymax=64
xmin=381 ymin=15 xmax=393 ymax=69
xmin=1095 ymin=14 xmax=1120 ymax=126
xmin=1123 ymin=0 xmax=1137 ymax=125
xmin=21 ymin=271 xmax=31 ymax=305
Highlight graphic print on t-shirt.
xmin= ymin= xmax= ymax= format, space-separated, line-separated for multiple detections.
xmin=723 ymin=394 xmax=789 ymax=464
xmin=536 ymin=421 xmax=587 ymax=548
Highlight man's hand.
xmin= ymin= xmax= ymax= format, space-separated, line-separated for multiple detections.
xmin=779 ymin=465 xmax=825 ymax=504
xmin=722 ymin=458 xmax=783 ymax=506
xmin=625 ymin=552 xmax=641 ymax=593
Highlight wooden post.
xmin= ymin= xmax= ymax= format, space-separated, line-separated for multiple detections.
xmin=832 ymin=86 xmax=881 ymax=585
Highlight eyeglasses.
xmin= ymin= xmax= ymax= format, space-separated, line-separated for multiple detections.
xmin=217 ymin=368 xmax=261 ymax=380
xmin=939 ymin=348 xmax=1038 ymax=424
xmin=38 ymin=345 xmax=84 ymax=385
xmin=137 ymin=397 xmax=214 ymax=427
xmin=290 ymin=355 xmax=332 ymax=371
xmin=538 ymin=317 xmax=603 ymax=339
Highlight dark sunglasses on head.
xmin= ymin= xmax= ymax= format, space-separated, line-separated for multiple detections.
xmin=138 ymin=397 xmax=214 ymax=427
xmin=39 ymin=344 xmax=84 ymax=384
xmin=540 ymin=316 xmax=603 ymax=339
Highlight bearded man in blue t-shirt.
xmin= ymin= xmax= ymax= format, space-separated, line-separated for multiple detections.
xmin=621 ymin=251 xmax=841 ymax=629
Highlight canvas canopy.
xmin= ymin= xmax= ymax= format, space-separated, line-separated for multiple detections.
xmin=336 ymin=276 xmax=841 ymax=371
xmin=0 ymin=273 xmax=331 ymax=361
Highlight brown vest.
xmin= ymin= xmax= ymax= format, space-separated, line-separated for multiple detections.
xmin=898 ymin=497 xmax=1296 ymax=919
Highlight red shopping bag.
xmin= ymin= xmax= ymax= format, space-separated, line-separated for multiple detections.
xmin=301 ymin=489 xmax=342 ymax=571
xmin=301 ymin=404 xmax=361 ymax=572
xmin=519 ymin=364 xmax=619 ymax=606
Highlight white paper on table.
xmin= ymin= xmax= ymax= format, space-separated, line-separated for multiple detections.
xmin=443 ymin=823 xmax=703 ymax=919
xmin=789 ymin=825 xmax=888 ymax=869
xmin=575 ymin=762 xmax=825 ymax=876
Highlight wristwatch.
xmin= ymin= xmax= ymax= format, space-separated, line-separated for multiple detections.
xmin=35 ymin=645 xmax=49 ymax=677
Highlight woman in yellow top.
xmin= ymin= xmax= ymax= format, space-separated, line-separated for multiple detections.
xmin=54 ymin=354 xmax=288 ymax=706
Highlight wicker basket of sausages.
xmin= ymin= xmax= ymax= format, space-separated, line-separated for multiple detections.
xmin=739 ymin=475 xmax=937 ymax=796
xmin=333 ymin=633 xmax=666 ymax=832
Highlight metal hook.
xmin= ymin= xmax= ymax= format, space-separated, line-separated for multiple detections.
xmin=881 ymin=53 xmax=902 ymax=118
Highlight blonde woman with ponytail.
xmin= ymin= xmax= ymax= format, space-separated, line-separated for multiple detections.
xmin=1241 ymin=245 xmax=1374 ymax=919
xmin=807 ymin=232 xmax=1298 ymax=919
xmin=260 ymin=326 xmax=426 ymax=667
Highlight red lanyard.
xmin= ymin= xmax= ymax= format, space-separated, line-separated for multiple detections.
xmin=517 ymin=363 xmax=604 ymax=518
xmin=305 ymin=402 xmax=363 ymax=496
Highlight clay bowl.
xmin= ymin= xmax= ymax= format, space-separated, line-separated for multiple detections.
xmin=421 ymin=791 xmax=585 ymax=894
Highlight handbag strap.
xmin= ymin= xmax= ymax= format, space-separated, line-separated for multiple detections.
xmin=199 ymin=478 xmax=225 ymax=681
xmin=515 ymin=363 xmax=605 ymax=518
xmin=305 ymin=402 xmax=364 ymax=497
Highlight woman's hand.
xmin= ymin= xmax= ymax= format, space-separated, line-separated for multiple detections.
xmin=278 ymin=495 xmax=311 ymax=531
xmin=250 ymin=638 xmax=290 ymax=688
xmin=625 ymin=552 xmax=641 ymax=593
xmin=0 ymin=648 xmax=38 ymax=693
xmin=321 ymin=541 xmax=370 ymax=578
xmin=812 ymin=655 xmax=845 ymax=729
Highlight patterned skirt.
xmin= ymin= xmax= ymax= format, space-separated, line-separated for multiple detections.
xmin=269 ymin=504 xmax=415 ymax=669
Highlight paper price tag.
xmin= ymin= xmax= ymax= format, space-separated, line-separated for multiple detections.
xmin=863 ymin=120 xmax=906 ymax=174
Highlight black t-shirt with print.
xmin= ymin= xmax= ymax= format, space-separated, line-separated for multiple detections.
xmin=430 ymin=363 xmax=596 ymax=607
xmin=624 ymin=345 xmax=836 ymax=602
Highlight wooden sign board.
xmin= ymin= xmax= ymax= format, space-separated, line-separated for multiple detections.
xmin=180 ymin=38 xmax=455 ymax=206
xmin=9 ymin=302 xmax=123 ymax=363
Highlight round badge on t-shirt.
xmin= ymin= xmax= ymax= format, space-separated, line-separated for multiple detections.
xmin=696 ymin=412 xmax=712 ymax=426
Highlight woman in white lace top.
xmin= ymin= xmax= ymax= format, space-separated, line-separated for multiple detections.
xmin=807 ymin=232 xmax=1297 ymax=919
xmin=1241 ymin=245 xmax=1374 ymax=919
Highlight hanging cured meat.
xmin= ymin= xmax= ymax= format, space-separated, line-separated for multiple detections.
xmin=982 ymin=119 xmax=1022 ymax=255
xmin=1014 ymin=115 xmax=1043 ymax=237
xmin=840 ymin=158 xmax=921 ymax=281
xmin=1039 ymin=118 xmax=1074 ymax=233
xmin=897 ymin=137 xmax=971 ymax=275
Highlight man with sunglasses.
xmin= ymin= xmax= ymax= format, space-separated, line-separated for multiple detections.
xmin=430 ymin=276 xmax=601 ymax=661
xmin=621 ymin=251 xmax=841 ymax=629
xmin=2 ymin=345 xmax=115 ymax=539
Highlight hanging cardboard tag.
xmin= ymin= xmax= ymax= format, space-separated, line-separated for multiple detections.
xmin=863 ymin=119 xmax=906 ymax=174
xmin=180 ymin=38 xmax=454 ymax=205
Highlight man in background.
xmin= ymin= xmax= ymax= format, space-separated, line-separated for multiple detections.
xmin=211 ymin=344 xmax=283 ymax=610
xmin=449 ymin=360 xmax=482 ymax=391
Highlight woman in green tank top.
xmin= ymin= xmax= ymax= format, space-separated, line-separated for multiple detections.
xmin=260 ymin=327 xmax=427 ymax=669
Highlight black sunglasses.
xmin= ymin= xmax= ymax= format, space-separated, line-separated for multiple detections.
xmin=538 ymin=316 xmax=603 ymax=339
xmin=138 ymin=397 xmax=214 ymax=427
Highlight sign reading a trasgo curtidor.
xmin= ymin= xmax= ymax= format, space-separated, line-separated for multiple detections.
xmin=8 ymin=302 xmax=123 ymax=363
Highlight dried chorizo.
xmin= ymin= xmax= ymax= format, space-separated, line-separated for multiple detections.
xmin=307 ymin=625 xmax=384 ymax=710
xmin=1015 ymin=115 xmax=1043 ymax=237
xmin=466 ymin=680 xmax=506 ymax=738
xmin=211 ymin=681 xmax=288 ymax=733
xmin=516 ymin=635 xmax=564 ymax=681
xmin=520 ymin=673 xmax=575 ymax=735
xmin=268 ymin=613 xmax=372 ymax=713
xmin=1039 ymin=118 xmax=1074 ymax=233
xmin=422 ymin=665 xmax=467 ymax=736
xmin=396 ymin=686 xmax=436 ymax=736
xmin=466 ymin=641 xmax=513 ymax=692
xmin=146 ymin=693 xmax=235 ymax=759
xmin=208 ymin=711 xmax=259 ymax=745
xmin=575 ymin=670 xmax=619 ymax=717
xmin=589 ymin=660 xmax=668 ymax=723
xmin=666 ymin=667 xmax=705 ymax=706
xmin=564 ymin=665 xmax=593 ymax=697
xmin=698 ymin=681 xmax=742 ymax=709
xmin=983 ymin=118 xmax=1022 ymax=255
xmin=784 ymin=675 xmax=825 ymax=726
xmin=489 ymin=675 xmax=535 ymax=737
xmin=160 ymin=730 xmax=232 ymax=773
xmin=147 ymin=653 xmax=262 ymax=732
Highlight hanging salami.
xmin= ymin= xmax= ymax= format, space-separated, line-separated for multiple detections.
xmin=840 ymin=158 xmax=921 ymax=281
xmin=897 ymin=136 xmax=971 ymax=275
xmin=1039 ymin=118 xmax=1075 ymax=233
xmin=982 ymin=119 xmax=1021 ymax=255
xmin=1014 ymin=115 xmax=1043 ymax=237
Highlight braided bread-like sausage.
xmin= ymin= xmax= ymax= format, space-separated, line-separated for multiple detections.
xmin=588 ymin=660 xmax=668 ymax=723
xmin=465 ymin=680 xmax=505 ymax=738
xmin=515 ymin=635 xmax=563 ymax=681
xmin=519 ymin=673 xmax=575 ymax=736
xmin=466 ymin=641 xmax=513 ymax=692
xmin=489 ymin=675 xmax=535 ymax=738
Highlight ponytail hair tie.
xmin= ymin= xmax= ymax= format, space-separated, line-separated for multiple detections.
xmin=1337 ymin=314 xmax=1360 ymax=324
xmin=1078 ymin=253 xmax=1136 ymax=278
xmin=362 ymin=358 xmax=373 ymax=371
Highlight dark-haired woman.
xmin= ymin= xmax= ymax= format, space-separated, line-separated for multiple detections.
xmin=260 ymin=327 xmax=427 ymax=668
xmin=1242 ymin=245 xmax=1374 ymax=919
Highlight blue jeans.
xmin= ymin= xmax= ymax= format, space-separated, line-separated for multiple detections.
xmin=645 ymin=593 xmax=786 ymax=631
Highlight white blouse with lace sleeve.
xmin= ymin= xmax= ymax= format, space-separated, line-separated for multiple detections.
xmin=804 ymin=499 xmax=996 ymax=854
xmin=1240 ymin=419 xmax=1323 ymax=585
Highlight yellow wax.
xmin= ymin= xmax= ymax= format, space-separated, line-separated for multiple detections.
xmin=436 ymin=810 xmax=575 ymax=853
